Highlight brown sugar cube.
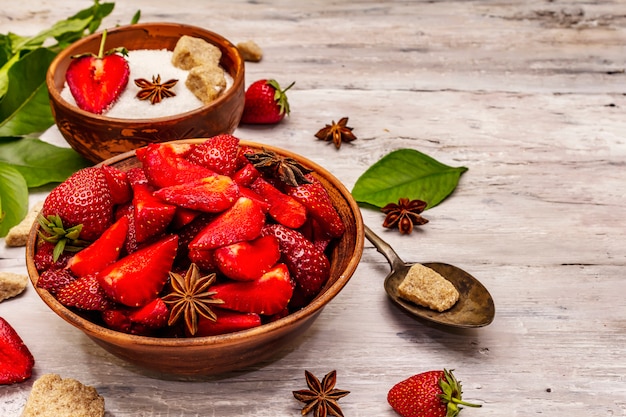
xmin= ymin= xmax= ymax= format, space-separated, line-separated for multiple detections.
xmin=397 ymin=263 xmax=460 ymax=312
xmin=5 ymin=201 xmax=43 ymax=247
xmin=21 ymin=374 xmax=105 ymax=417
xmin=237 ymin=40 xmax=263 ymax=62
xmin=0 ymin=272 xmax=28 ymax=302
xmin=172 ymin=35 xmax=222 ymax=70
xmin=185 ymin=65 xmax=227 ymax=105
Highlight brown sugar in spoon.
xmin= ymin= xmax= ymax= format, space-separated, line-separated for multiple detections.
xmin=364 ymin=225 xmax=495 ymax=328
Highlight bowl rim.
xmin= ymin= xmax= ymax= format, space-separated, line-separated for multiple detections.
xmin=27 ymin=139 xmax=365 ymax=348
xmin=45 ymin=22 xmax=245 ymax=124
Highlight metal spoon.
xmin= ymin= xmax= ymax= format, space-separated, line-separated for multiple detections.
xmin=364 ymin=225 xmax=495 ymax=328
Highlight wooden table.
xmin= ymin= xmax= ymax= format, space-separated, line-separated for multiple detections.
xmin=2 ymin=1 xmax=625 ymax=415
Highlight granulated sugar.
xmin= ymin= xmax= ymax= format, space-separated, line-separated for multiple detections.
xmin=60 ymin=49 xmax=231 ymax=119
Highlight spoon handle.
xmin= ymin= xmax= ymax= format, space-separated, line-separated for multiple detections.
xmin=364 ymin=225 xmax=407 ymax=271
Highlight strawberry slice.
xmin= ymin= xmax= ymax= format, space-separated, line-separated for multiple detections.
xmin=250 ymin=177 xmax=307 ymax=229
xmin=286 ymin=174 xmax=345 ymax=238
xmin=154 ymin=175 xmax=240 ymax=213
xmin=55 ymin=274 xmax=113 ymax=311
xmin=185 ymin=134 xmax=241 ymax=176
xmin=102 ymin=165 xmax=132 ymax=205
xmin=97 ymin=234 xmax=179 ymax=307
xmin=0 ymin=317 xmax=35 ymax=385
xmin=66 ymin=215 xmax=129 ymax=277
xmin=214 ymin=235 xmax=281 ymax=281
xmin=194 ymin=308 xmax=261 ymax=337
xmin=212 ymin=263 xmax=293 ymax=315
xmin=128 ymin=298 xmax=169 ymax=329
xmin=189 ymin=195 xmax=266 ymax=250
xmin=262 ymin=224 xmax=330 ymax=303
xmin=132 ymin=181 xmax=176 ymax=243
xmin=232 ymin=162 xmax=261 ymax=186
xmin=65 ymin=30 xmax=129 ymax=114
xmin=137 ymin=143 xmax=216 ymax=188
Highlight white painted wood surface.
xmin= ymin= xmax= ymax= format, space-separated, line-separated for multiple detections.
xmin=1 ymin=1 xmax=626 ymax=415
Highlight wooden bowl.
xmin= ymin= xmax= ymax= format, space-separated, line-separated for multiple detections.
xmin=46 ymin=23 xmax=245 ymax=163
xmin=26 ymin=140 xmax=364 ymax=376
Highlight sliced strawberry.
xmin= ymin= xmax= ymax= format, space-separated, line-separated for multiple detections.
xmin=65 ymin=30 xmax=129 ymax=114
xmin=55 ymin=274 xmax=113 ymax=311
xmin=188 ymin=248 xmax=218 ymax=271
xmin=189 ymin=195 xmax=266 ymax=250
xmin=193 ymin=308 xmax=261 ymax=336
xmin=128 ymin=298 xmax=169 ymax=329
xmin=170 ymin=207 xmax=202 ymax=230
xmin=250 ymin=177 xmax=307 ymax=229
xmin=185 ymin=134 xmax=240 ymax=176
xmin=37 ymin=268 xmax=76 ymax=294
xmin=66 ymin=215 xmax=129 ymax=277
xmin=212 ymin=263 xmax=293 ymax=315
xmin=214 ymin=235 xmax=281 ymax=281
xmin=153 ymin=175 xmax=240 ymax=213
xmin=102 ymin=165 xmax=132 ymax=205
xmin=286 ymin=174 xmax=345 ymax=238
xmin=137 ymin=143 xmax=216 ymax=188
xmin=174 ymin=213 xmax=215 ymax=266
xmin=0 ymin=317 xmax=34 ymax=385
xmin=97 ymin=234 xmax=179 ymax=307
xmin=232 ymin=162 xmax=261 ymax=186
xmin=262 ymin=224 xmax=330 ymax=303
xmin=132 ymin=181 xmax=176 ymax=243
xmin=101 ymin=309 xmax=132 ymax=333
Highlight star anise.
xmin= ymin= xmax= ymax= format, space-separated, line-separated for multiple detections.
xmin=314 ymin=117 xmax=357 ymax=149
xmin=293 ymin=370 xmax=350 ymax=417
xmin=381 ymin=198 xmax=429 ymax=234
xmin=245 ymin=149 xmax=313 ymax=186
xmin=162 ymin=263 xmax=223 ymax=335
xmin=134 ymin=74 xmax=178 ymax=104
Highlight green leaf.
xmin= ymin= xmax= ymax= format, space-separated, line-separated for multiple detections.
xmin=351 ymin=148 xmax=468 ymax=209
xmin=0 ymin=137 xmax=90 ymax=187
xmin=0 ymin=162 xmax=28 ymax=237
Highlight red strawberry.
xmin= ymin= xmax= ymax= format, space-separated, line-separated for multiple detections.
xmin=185 ymin=134 xmax=240 ymax=175
xmin=55 ymin=274 xmax=113 ymax=311
xmin=102 ymin=165 xmax=132 ymax=205
xmin=153 ymin=175 xmax=240 ymax=213
xmin=286 ymin=173 xmax=345 ymax=238
xmin=387 ymin=369 xmax=481 ymax=417
xmin=65 ymin=29 xmax=129 ymax=114
xmin=170 ymin=207 xmax=202 ymax=230
xmin=214 ymin=235 xmax=281 ymax=281
xmin=128 ymin=298 xmax=169 ymax=329
xmin=250 ymin=177 xmax=307 ymax=229
xmin=188 ymin=248 xmax=218 ymax=271
xmin=97 ymin=234 xmax=179 ymax=307
xmin=232 ymin=162 xmax=260 ymax=186
xmin=194 ymin=308 xmax=261 ymax=336
xmin=37 ymin=268 xmax=76 ymax=294
xmin=240 ymin=79 xmax=294 ymax=124
xmin=261 ymin=224 xmax=330 ymax=302
xmin=33 ymin=238 xmax=72 ymax=272
xmin=212 ymin=263 xmax=293 ymax=315
xmin=101 ymin=308 xmax=132 ymax=333
xmin=132 ymin=181 xmax=176 ymax=243
xmin=189 ymin=195 xmax=266 ymax=250
xmin=137 ymin=143 xmax=215 ymax=188
xmin=65 ymin=215 xmax=129 ymax=277
xmin=0 ymin=317 xmax=35 ymax=385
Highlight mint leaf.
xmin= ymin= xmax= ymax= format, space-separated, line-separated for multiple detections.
xmin=0 ymin=137 xmax=89 ymax=187
xmin=0 ymin=162 xmax=28 ymax=237
xmin=351 ymin=148 xmax=468 ymax=209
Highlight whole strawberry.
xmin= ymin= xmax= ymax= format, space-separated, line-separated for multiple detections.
xmin=66 ymin=29 xmax=129 ymax=114
xmin=240 ymin=79 xmax=294 ymax=124
xmin=387 ymin=369 xmax=481 ymax=417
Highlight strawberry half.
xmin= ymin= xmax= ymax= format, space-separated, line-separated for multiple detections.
xmin=55 ymin=274 xmax=113 ymax=311
xmin=185 ymin=134 xmax=241 ymax=176
xmin=240 ymin=79 xmax=294 ymax=124
xmin=0 ymin=317 xmax=35 ymax=385
xmin=132 ymin=181 xmax=176 ymax=243
xmin=97 ymin=234 xmax=179 ymax=307
xmin=194 ymin=308 xmax=261 ymax=337
xmin=212 ymin=263 xmax=293 ymax=315
xmin=65 ymin=29 xmax=130 ymax=114
xmin=137 ymin=143 xmax=215 ymax=188
xmin=154 ymin=175 xmax=240 ymax=213
xmin=387 ymin=369 xmax=481 ymax=417
xmin=214 ymin=235 xmax=281 ymax=281
xmin=250 ymin=177 xmax=307 ymax=229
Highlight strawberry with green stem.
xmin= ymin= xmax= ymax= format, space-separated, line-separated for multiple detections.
xmin=240 ymin=79 xmax=294 ymax=124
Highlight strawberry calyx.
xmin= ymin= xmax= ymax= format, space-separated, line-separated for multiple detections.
xmin=37 ymin=214 xmax=88 ymax=262
xmin=267 ymin=79 xmax=294 ymax=117
xmin=438 ymin=369 xmax=482 ymax=417
xmin=70 ymin=29 xmax=128 ymax=61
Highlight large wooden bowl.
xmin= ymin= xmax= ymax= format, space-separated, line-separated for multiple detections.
xmin=27 ymin=140 xmax=364 ymax=376
xmin=46 ymin=23 xmax=245 ymax=163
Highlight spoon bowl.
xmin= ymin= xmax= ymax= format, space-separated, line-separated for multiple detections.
xmin=365 ymin=225 xmax=495 ymax=328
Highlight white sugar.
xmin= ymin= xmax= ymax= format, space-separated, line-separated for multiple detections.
xmin=60 ymin=49 xmax=232 ymax=119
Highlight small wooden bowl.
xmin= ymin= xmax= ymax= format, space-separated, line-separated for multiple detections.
xmin=46 ymin=23 xmax=245 ymax=163
xmin=27 ymin=140 xmax=364 ymax=376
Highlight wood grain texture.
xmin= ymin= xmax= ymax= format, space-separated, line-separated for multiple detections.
xmin=1 ymin=1 xmax=625 ymax=415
